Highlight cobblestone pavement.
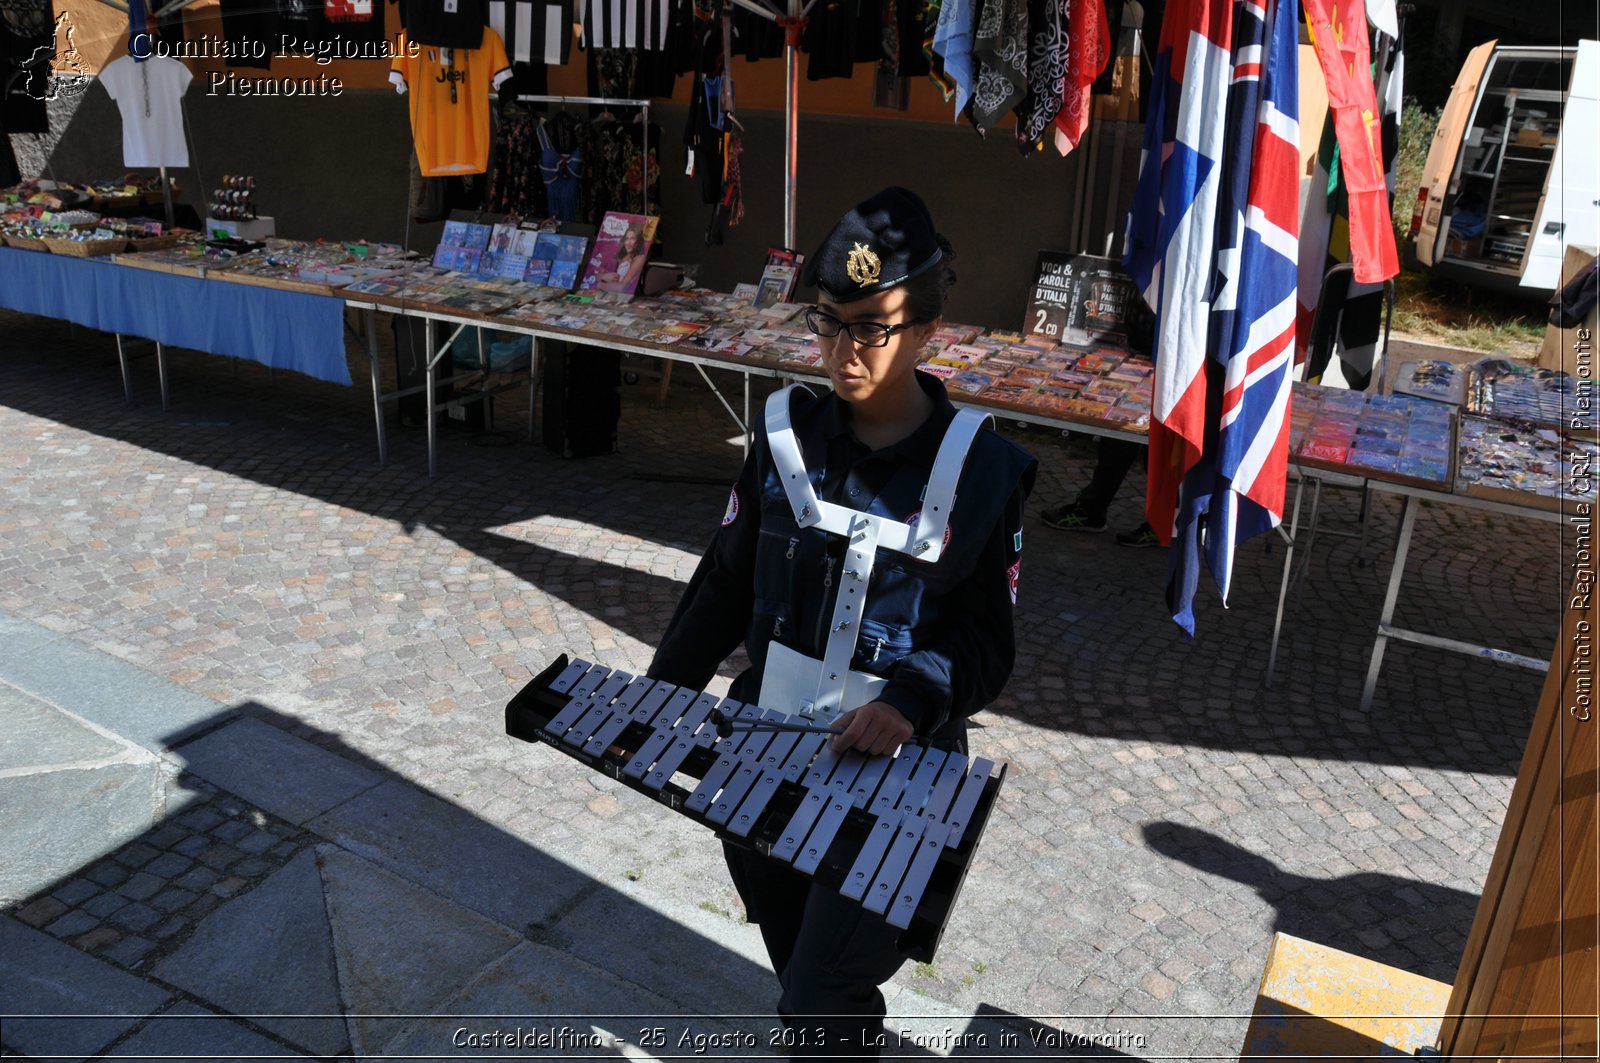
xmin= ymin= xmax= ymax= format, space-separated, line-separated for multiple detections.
xmin=0 ymin=311 xmax=1570 ymax=1059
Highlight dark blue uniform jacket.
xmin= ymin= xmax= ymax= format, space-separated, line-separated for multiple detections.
xmin=650 ymin=371 xmax=1037 ymax=750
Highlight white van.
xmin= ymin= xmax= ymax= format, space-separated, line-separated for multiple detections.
xmin=1409 ymin=39 xmax=1598 ymax=299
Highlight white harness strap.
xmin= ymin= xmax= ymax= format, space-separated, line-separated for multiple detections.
xmin=763 ymin=384 xmax=991 ymax=564
xmin=759 ymin=384 xmax=991 ymax=721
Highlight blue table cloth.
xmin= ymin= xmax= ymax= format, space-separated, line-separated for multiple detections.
xmin=0 ymin=247 xmax=352 ymax=386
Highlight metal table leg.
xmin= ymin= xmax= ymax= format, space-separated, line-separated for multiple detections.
xmin=365 ymin=308 xmax=387 ymax=466
xmin=691 ymin=363 xmax=747 ymax=440
xmin=1266 ymin=476 xmax=1307 ymax=684
xmin=1360 ymin=494 xmax=1420 ymax=711
xmin=527 ymin=338 xmax=541 ymax=443
xmin=155 ymin=342 xmax=169 ymax=410
xmin=425 ymin=324 xmax=437 ymax=480
xmin=115 ymin=334 xmax=134 ymax=404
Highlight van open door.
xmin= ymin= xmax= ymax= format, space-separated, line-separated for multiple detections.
xmin=1414 ymin=40 xmax=1498 ymax=266
xmin=1523 ymin=39 xmax=1599 ymax=292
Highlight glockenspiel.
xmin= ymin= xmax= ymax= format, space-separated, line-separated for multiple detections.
xmin=504 ymin=654 xmax=1007 ymax=963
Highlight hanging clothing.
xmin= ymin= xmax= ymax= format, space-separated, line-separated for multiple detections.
xmin=390 ymin=29 xmax=513 ymax=176
xmin=579 ymin=0 xmax=669 ymax=49
xmin=929 ymin=0 xmax=974 ymax=115
xmin=537 ymin=110 xmax=590 ymax=221
xmin=1302 ymin=0 xmax=1397 ymax=284
xmin=398 ymin=0 xmax=487 ymax=49
xmin=683 ymin=29 xmax=724 ymax=206
xmin=1050 ymin=0 xmax=1107 ymax=155
xmin=588 ymin=114 xmax=659 ymax=218
xmin=488 ymin=0 xmax=573 ymax=64
xmin=100 ymin=54 xmax=193 ymax=167
xmin=217 ymin=0 xmax=276 ymax=67
xmin=891 ymin=0 xmax=929 ymax=76
xmin=803 ymin=0 xmax=862 ymax=81
xmin=966 ymin=0 xmax=1027 ymax=133
xmin=729 ymin=3 xmax=782 ymax=60
xmin=486 ymin=103 xmax=551 ymax=218
xmin=1013 ymin=0 xmax=1066 ymax=148
xmin=634 ymin=0 xmax=693 ymax=96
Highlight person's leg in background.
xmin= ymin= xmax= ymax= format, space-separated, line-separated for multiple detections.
xmin=1041 ymin=437 xmax=1140 ymax=533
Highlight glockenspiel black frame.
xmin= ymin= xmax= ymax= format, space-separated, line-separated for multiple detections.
xmin=504 ymin=654 xmax=1007 ymax=963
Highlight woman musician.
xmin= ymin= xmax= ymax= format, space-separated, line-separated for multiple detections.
xmin=649 ymin=186 xmax=1037 ymax=1058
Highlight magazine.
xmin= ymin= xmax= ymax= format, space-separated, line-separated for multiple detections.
xmin=578 ymin=212 xmax=660 ymax=296
xmin=479 ymin=223 xmax=539 ymax=280
xmin=755 ymin=247 xmax=805 ymax=305
xmin=432 ymin=220 xmax=492 ymax=273
xmin=754 ymin=267 xmax=795 ymax=309
xmin=525 ymin=232 xmax=590 ymax=289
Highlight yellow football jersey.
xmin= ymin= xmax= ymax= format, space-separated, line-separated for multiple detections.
xmin=391 ymin=29 xmax=512 ymax=176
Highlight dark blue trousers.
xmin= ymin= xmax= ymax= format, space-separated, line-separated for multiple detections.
xmin=724 ymin=842 xmax=907 ymax=1060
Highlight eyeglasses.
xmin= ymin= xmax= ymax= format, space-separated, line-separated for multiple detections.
xmin=803 ymin=307 xmax=921 ymax=348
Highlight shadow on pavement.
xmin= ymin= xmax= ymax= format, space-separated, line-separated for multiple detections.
xmin=1142 ymin=821 xmax=1477 ymax=985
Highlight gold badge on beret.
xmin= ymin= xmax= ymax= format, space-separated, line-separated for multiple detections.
xmin=845 ymin=242 xmax=882 ymax=288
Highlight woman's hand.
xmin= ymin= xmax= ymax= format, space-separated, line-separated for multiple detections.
xmin=829 ymin=701 xmax=913 ymax=755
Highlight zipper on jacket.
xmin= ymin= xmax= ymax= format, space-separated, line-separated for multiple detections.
xmin=785 ymin=536 xmax=798 ymax=560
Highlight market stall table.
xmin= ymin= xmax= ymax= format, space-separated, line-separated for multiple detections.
xmin=1358 ymin=480 xmax=1571 ymax=710
xmin=0 ymin=245 xmax=351 ymax=406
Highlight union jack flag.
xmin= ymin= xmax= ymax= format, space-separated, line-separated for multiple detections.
xmin=1124 ymin=0 xmax=1298 ymax=633
xmin=1204 ymin=0 xmax=1299 ymax=606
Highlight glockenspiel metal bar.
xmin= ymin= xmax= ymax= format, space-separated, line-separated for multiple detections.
xmin=564 ymin=670 xmax=639 ymax=747
xmin=823 ymin=750 xmax=873 ymax=794
xmin=643 ymin=691 xmax=722 ymax=790
xmin=769 ymin=784 xmax=832 ymax=863
xmin=623 ymin=685 xmax=699 ymax=779
xmin=629 ymin=680 xmax=680 ymax=724
xmin=801 ymin=743 xmax=844 ymax=789
xmin=580 ymin=676 xmax=660 ymax=756
xmin=895 ymin=747 xmax=948 ymax=815
xmin=543 ymin=664 xmax=617 ymax=738
xmin=841 ymin=812 xmax=902 ymax=902
xmin=791 ymin=792 xmax=853 ymax=875
xmin=921 ymin=753 xmax=968 ymax=823
xmin=941 ymin=756 xmax=994 ymax=846
xmin=780 ymin=732 xmax=828 ymax=783
xmin=755 ymin=725 xmax=802 ymax=774
xmin=867 ymin=745 xmax=924 ymax=818
xmin=847 ymin=751 xmax=894 ymax=808
xmin=886 ymin=820 xmax=952 ymax=929
xmin=706 ymin=724 xmax=783 ymax=825
xmin=864 ymin=814 xmax=928 ymax=915
xmin=547 ymin=658 xmax=594 ymax=695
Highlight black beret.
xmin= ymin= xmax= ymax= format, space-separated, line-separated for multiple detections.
xmin=802 ymin=186 xmax=943 ymax=304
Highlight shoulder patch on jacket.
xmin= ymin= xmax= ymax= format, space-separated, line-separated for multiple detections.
xmin=721 ymin=487 xmax=740 ymax=526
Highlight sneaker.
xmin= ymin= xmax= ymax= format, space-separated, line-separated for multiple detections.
xmin=1116 ymin=522 xmax=1160 ymax=548
xmin=1040 ymin=502 xmax=1108 ymax=532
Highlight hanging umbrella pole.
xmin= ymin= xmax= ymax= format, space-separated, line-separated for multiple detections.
xmin=729 ymin=0 xmax=807 ymax=250
xmin=780 ymin=3 xmax=804 ymax=250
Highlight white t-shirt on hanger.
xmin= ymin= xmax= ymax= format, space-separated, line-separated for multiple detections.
xmin=100 ymin=55 xmax=193 ymax=168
